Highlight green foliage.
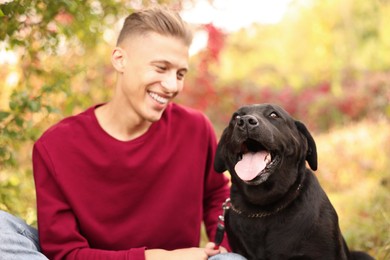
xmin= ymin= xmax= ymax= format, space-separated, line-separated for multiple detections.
xmin=0 ymin=168 xmax=37 ymax=225
xmin=216 ymin=0 xmax=390 ymax=89
xmin=1 ymin=0 xmax=103 ymax=167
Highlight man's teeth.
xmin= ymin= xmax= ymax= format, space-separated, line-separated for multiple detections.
xmin=149 ymin=92 xmax=168 ymax=104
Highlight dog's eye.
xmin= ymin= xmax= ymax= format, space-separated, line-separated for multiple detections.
xmin=269 ymin=112 xmax=279 ymax=119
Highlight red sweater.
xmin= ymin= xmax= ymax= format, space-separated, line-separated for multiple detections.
xmin=33 ymin=103 xmax=230 ymax=260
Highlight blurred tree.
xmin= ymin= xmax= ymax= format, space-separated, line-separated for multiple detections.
xmin=196 ymin=0 xmax=390 ymax=134
xmin=217 ymin=0 xmax=390 ymax=92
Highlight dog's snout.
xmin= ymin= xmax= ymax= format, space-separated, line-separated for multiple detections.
xmin=236 ymin=115 xmax=259 ymax=130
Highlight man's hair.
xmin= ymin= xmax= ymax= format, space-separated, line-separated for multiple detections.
xmin=116 ymin=6 xmax=193 ymax=47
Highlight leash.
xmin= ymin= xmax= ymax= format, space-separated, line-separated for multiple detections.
xmin=214 ymin=198 xmax=231 ymax=249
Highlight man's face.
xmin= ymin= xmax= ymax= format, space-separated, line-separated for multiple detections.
xmin=114 ymin=32 xmax=189 ymax=123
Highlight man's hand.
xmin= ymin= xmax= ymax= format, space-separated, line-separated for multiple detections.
xmin=145 ymin=242 xmax=227 ymax=260
xmin=204 ymin=242 xmax=228 ymax=256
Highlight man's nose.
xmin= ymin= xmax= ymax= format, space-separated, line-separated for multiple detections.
xmin=161 ymin=73 xmax=179 ymax=92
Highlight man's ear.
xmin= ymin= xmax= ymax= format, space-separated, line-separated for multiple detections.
xmin=295 ymin=121 xmax=318 ymax=171
xmin=111 ymin=47 xmax=126 ymax=72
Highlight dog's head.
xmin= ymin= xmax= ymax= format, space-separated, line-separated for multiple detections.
xmin=214 ymin=104 xmax=317 ymax=204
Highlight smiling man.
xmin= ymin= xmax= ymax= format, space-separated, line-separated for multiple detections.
xmin=96 ymin=28 xmax=191 ymax=141
xmin=0 ymin=6 xmax=238 ymax=260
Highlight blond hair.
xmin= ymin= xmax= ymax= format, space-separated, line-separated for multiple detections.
xmin=116 ymin=6 xmax=193 ymax=47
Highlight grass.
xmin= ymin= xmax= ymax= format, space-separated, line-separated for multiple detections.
xmin=315 ymin=118 xmax=390 ymax=259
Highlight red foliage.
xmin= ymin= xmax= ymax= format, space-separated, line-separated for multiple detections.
xmin=180 ymin=23 xmax=225 ymax=111
xmin=204 ymin=24 xmax=225 ymax=62
xmin=180 ymin=25 xmax=390 ymax=133
xmin=55 ymin=11 xmax=74 ymax=25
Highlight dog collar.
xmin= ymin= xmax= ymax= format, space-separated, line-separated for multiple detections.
xmin=227 ymin=171 xmax=306 ymax=218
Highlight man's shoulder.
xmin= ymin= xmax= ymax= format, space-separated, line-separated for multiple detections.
xmin=166 ymin=103 xmax=214 ymax=133
xmin=37 ymin=106 xmax=96 ymax=143
xmin=169 ymin=103 xmax=208 ymax=121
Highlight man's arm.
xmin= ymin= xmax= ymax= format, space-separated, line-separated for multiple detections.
xmin=33 ymin=142 xmax=146 ymax=260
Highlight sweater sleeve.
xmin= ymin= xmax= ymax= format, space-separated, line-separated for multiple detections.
xmin=201 ymin=117 xmax=231 ymax=251
xmin=33 ymin=141 xmax=146 ymax=260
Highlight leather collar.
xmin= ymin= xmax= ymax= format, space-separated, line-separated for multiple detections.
xmin=228 ymin=170 xmax=306 ymax=218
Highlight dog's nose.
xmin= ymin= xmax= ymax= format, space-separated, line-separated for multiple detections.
xmin=236 ymin=115 xmax=259 ymax=130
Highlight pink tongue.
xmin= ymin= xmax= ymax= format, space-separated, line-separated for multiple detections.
xmin=234 ymin=152 xmax=269 ymax=181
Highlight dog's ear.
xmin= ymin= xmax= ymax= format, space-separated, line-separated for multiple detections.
xmin=295 ymin=121 xmax=318 ymax=171
xmin=214 ymin=132 xmax=227 ymax=173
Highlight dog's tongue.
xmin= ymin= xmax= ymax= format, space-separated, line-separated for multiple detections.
xmin=234 ymin=152 xmax=268 ymax=181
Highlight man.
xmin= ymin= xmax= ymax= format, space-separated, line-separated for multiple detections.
xmin=0 ymin=6 xmax=246 ymax=260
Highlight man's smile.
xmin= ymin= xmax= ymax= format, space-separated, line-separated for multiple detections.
xmin=148 ymin=91 xmax=170 ymax=105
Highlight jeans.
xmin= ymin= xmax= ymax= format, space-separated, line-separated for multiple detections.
xmin=0 ymin=210 xmax=246 ymax=260
xmin=209 ymin=253 xmax=248 ymax=259
xmin=0 ymin=210 xmax=48 ymax=260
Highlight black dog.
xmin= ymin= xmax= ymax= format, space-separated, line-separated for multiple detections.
xmin=214 ymin=104 xmax=373 ymax=260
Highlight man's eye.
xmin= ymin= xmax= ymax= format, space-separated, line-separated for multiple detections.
xmin=177 ymin=72 xmax=185 ymax=80
xmin=177 ymin=70 xmax=187 ymax=80
xmin=156 ymin=65 xmax=167 ymax=71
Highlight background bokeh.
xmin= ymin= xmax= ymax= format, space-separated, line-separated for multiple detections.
xmin=1 ymin=0 xmax=389 ymax=258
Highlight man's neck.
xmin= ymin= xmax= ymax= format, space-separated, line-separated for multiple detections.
xmin=94 ymin=102 xmax=152 ymax=142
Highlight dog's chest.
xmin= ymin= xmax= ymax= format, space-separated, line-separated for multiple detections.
xmin=226 ymin=211 xmax=308 ymax=258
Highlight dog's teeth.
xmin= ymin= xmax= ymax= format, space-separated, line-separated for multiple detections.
xmin=264 ymin=153 xmax=272 ymax=164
